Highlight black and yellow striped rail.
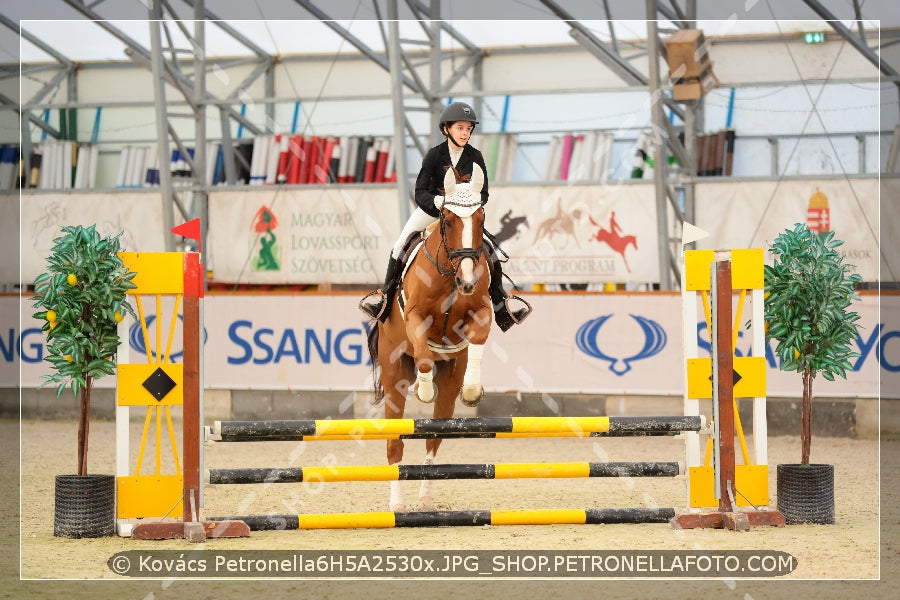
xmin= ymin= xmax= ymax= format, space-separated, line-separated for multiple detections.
xmin=210 ymin=416 xmax=702 ymax=442
xmin=206 ymin=461 xmax=680 ymax=484
xmin=210 ymin=507 xmax=676 ymax=530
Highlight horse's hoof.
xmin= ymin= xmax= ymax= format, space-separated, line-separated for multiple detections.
xmin=461 ymin=385 xmax=484 ymax=407
xmin=390 ymin=503 xmax=406 ymax=512
xmin=419 ymin=495 xmax=434 ymax=510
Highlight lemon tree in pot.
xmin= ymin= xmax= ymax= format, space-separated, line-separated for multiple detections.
xmin=764 ymin=223 xmax=862 ymax=524
xmin=31 ymin=225 xmax=136 ymax=537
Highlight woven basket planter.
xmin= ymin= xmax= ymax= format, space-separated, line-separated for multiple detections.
xmin=54 ymin=474 xmax=116 ymax=538
xmin=776 ymin=464 xmax=835 ymax=525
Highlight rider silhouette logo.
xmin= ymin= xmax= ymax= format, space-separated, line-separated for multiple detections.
xmin=493 ymin=209 xmax=530 ymax=245
xmin=251 ymin=205 xmax=281 ymax=272
xmin=588 ymin=211 xmax=639 ymax=273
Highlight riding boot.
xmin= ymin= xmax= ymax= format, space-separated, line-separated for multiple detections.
xmin=360 ymin=256 xmax=403 ymax=322
xmin=487 ymin=251 xmax=532 ymax=332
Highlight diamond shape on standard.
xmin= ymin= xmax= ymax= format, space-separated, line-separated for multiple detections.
xmin=142 ymin=367 xmax=177 ymax=401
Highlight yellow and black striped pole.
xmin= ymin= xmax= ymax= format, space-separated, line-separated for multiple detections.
xmin=206 ymin=461 xmax=680 ymax=484
xmin=210 ymin=416 xmax=702 ymax=442
xmin=211 ymin=507 xmax=676 ymax=530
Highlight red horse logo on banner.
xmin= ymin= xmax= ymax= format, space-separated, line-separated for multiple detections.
xmin=588 ymin=212 xmax=638 ymax=273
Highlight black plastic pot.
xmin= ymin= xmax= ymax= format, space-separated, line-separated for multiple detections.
xmin=776 ymin=464 xmax=835 ymax=525
xmin=54 ymin=474 xmax=116 ymax=538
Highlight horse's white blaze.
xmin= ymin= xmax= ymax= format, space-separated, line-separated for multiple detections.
xmin=389 ymin=480 xmax=405 ymax=511
xmin=462 ymin=343 xmax=484 ymax=401
xmin=458 ymin=213 xmax=476 ymax=290
xmin=416 ymin=368 xmax=434 ymax=403
xmin=419 ymin=450 xmax=435 ymax=506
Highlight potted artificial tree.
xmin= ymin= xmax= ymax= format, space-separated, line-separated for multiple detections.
xmin=31 ymin=225 xmax=136 ymax=537
xmin=763 ymin=223 xmax=862 ymax=524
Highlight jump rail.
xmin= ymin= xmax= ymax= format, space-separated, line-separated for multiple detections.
xmin=209 ymin=415 xmax=705 ymax=442
xmin=210 ymin=507 xmax=677 ymax=530
xmin=206 ymin=461 xmax=681 ymax=484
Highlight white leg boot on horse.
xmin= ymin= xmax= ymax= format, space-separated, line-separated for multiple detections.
xmin=389 ymin=480 xmax=405 ymax=512
xmin=415 ymin=366 xmax=435 ymax=403
xmin=418 ymin=450 xmax=436 ymax=509
xmin=461 ymin=343 xmax=485 ymax=407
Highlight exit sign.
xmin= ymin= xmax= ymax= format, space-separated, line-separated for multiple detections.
xmin=804 ymin=32 xmax=825 ymax=44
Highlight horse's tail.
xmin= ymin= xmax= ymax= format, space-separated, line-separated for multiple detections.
xmin=366 ymin=323 xmax=384 ymax=405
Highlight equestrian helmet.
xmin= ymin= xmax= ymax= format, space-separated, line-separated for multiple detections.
xmin=439 ymin=102 xmax=478 ymax=133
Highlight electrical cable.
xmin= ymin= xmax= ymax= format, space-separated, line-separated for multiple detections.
xmin=225 ymin=0 xmax=370 ymax=290
xmin=750 ymin=2 xmax=884 ymax=283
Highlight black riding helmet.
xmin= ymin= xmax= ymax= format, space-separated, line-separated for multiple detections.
xmin=439 ymin=101 xmax=478 ymax=137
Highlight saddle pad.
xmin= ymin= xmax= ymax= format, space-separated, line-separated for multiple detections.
xmin=397 ymin=240 xmax=425 ymax=318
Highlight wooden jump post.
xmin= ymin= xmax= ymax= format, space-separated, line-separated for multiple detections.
xmin=117 ymin=222 xmax=249 ymax=541
xmin=671 ymin=248 xmax=784 ymax=530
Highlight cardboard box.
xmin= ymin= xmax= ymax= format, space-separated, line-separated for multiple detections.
xmin=672 ymin=65 xmax=719 ymax=101
xmin=666 ymin=29 xmax=712 ymax=79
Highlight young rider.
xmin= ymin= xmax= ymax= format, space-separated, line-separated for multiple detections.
xmin=359 ymin=101 xmax=531 ymax=331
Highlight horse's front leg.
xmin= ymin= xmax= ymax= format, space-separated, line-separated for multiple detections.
xmin=461 ymin=344 xmax=483 ymax=405
xmin=419 ymin=354 xmax=463 ymax=509
xmin=405 ymin=312 xmax=436 ymax=403
xmin=460 ymin=306 xmax=492 ymax=406
xmin=378 ymin=335 xmax=412 ymax=512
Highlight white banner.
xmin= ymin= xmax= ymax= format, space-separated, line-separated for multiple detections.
xmin=881 ymin=177 xmax=900 ymax=283
xmin=484 ymin=183 xmax=660 ymax=284
xmin=207 ymin=187 xmax=401 ymax=285
xmin=205 ymin=184 xmax=659 ymax=285
xmin=695 ymin=178 xmax=880 ymax=281
xmin=9 ymin=292 xmax=894 ymax=399
xmin=19 ymin=191 xmax=167 ymax=284
xmin=0 ymin=194 xmax=19 ymax=283
xmin=14 ymin=177 xmax=889 ymax=287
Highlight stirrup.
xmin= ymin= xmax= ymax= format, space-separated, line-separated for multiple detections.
xmin=504 ymin=295 xmax=532 ymax=325
xmin=359 ymin=289 xmax=387 ymax=320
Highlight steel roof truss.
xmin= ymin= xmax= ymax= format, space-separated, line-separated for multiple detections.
xmin=1 ymin=14 xmax=73 ymax=67
xmin=62 ymin=0 xmax=260 ymax=135
xmin=294 ymin=0 xmax=423 ymax=94
xmin=802 ymin=0 xmax=899 ymax=82
xmin=180 ymin=0 xmax=273 ymax=59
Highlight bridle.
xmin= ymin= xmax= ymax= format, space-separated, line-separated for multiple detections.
xmin=421 ymin=202 xmax=485 ymax=345
xmin=426 ymin=203 xmax=484 ymax=277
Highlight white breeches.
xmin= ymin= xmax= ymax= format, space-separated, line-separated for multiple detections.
xmin=392 ymin=207 xmax=437 ymax=258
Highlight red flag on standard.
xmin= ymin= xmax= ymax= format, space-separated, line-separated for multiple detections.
xmin=172 ymin=218 xmax=202 ymax=250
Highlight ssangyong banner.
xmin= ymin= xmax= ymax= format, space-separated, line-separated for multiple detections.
xmin=9 ymin=293 xmax=894 ymax=399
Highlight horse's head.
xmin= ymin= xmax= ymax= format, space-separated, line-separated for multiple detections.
xmin=436 ymin=164 xmax=486 ymax=295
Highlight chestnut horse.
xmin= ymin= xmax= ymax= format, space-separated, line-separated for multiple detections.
xmin=366 ymin=164 xmax=493 ymax=511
